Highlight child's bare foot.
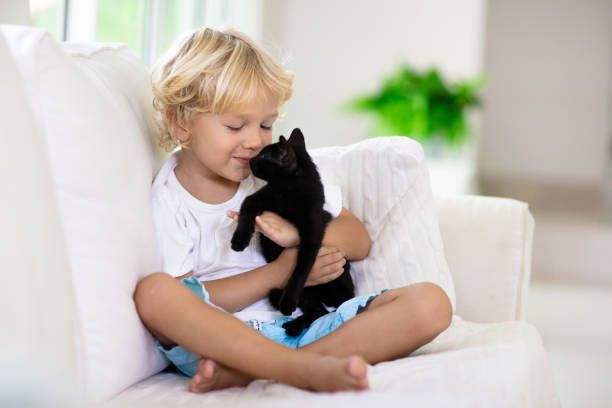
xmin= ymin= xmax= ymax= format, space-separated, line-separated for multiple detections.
xmin=190 ymin=355 xmax=368 ymax=393
xmin=189 ymin=358 xmax=253 ymax=393
xmin=303 ymin=355 xmax=370 ymax=392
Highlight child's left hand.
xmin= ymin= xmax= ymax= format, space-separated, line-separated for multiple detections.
xmin=227 ymin=210 xmax=300 ymax=248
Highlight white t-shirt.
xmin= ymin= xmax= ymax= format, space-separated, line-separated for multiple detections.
xmin=151 ymin=153 xmax=343 ymax=322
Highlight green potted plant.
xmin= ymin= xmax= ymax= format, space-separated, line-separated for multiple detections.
xmin=344 ymin=65 xmax=485 ymax=154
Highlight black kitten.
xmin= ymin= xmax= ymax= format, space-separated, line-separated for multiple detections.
xmin=231 ymin=128 xmax=355 ymax=336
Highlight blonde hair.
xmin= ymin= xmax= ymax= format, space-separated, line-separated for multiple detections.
xmin=151 ymin=27 xmax=294 ymax=151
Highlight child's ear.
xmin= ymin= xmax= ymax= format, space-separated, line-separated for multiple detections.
xmin=288 ymin=128 xmax=305 ymax=147
xmin=168 ymin=107 xmax=190 ymax=143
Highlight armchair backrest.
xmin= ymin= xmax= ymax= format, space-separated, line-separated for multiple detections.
xmin=1 ymin=25 xmax=167 ymax=401
xmin=0 ymin=25 xmax=80 ymax=396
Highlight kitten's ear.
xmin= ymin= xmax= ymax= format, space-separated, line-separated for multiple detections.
xmin=279 ymin=135 xmax=288 ymax=144
xmin=288 ymin=128 xmax=305 ymax=147
xmin=279 ymin=143 xmax=298 ymax=173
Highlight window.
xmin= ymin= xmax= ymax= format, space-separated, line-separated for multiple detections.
xmin=29 ymin=0 xmax=232 ymax=66
xmin=30 ymin=0 xmax=66 ymax=41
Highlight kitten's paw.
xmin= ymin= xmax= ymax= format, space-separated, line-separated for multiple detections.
xmin=282 ymin=319 xmax=307 ymax=337
xmin=269 ymin=289 xmax=283 ymax=309
xmin=231 ymin=231 xmax=250 ymax=251
xmin=279 ymin=295 xmax=298 ymax=316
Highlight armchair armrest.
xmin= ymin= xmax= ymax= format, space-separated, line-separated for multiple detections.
xmin=434 ymin=194 xmax=535 ymax=323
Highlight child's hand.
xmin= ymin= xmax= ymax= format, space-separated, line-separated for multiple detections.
xmin=277 ymin=246 xmax=346 ymax=287
xmin=227 ymin=210 xmax=300 ymax=248
xmin=305 ymin=246 xmax=346 ymax=287
xmin=256 ymin=212 xmax=300 ymax=248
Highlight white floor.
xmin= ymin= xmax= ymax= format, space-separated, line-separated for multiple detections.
xmin=526 ymin=207 xmax=612 ymax=408
xmin=526 ymin=209 xmax=612 ymax=408
xmin=527 ymin=280 xmax=612 ymax=408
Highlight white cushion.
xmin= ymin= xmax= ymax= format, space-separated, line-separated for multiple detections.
xmin=310 ymin=137 xmax=456 ymax=310
xmin=1 ymin=25 xmax=166 ymax=400
xmin=62 ymin=42 xmax=169 ymax=176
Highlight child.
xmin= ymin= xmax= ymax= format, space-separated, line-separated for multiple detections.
xmin=134 ymin=27 xmax=453 ymax=394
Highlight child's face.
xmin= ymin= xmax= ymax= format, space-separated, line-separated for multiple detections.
xmin=185 ymin=94 xmax=279 ymax=183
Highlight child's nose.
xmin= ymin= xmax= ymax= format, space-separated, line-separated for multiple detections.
xmin=243 ymin=127 xmax=264 ymax=150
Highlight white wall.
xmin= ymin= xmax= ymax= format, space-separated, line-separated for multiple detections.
xmin=261 ymin=0 xmax=486 ymax=148
xmin=478 ymin=0 xmax=612 ymax=191
xmin=0 ymin=0 xmax=30 ymax=25
xmin=226 ymin=0 xmax=263 ymax=44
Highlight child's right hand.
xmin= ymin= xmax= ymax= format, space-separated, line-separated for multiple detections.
xmin=305 ymin=246 xmax=347 ymax=286
xmin=277 ymin=246 xmax=345 ymax=287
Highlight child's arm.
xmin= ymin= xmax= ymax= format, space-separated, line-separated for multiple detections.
xmin=203 ymin=246 xmax=345 ymax=313
xmin=322 ymin=208 xmax=371 ymax=261
xmin=228 ymin=208 xmax=371 ymax=260
xmin=207 ymin=208 xmax=369 ymax=313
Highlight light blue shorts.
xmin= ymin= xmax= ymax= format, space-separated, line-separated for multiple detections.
xmin=156 ymin=276 xmax=386 ymax=377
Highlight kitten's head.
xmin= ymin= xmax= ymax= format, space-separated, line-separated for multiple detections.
xmin=250 ymin=128 xmax=306 ymax=181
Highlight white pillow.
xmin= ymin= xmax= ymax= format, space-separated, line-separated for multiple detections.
xmin=1 ymin=25 xmax=166 ymax=400
xmin=311 ymin=137 xmax=456 ymax=310
xmin=0 ymin=27 xmax=80 ymax=398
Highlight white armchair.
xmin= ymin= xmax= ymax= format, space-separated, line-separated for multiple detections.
xmin=0 ymin=25 xmax=559 ymax=408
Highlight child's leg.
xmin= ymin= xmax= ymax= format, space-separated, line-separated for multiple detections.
xmin=300 ymin=282 xmax=452 ymax=364
xmin=134 ymin=272 xmax=369 ymax=392
xmin=190 ymin=281 xmax=451 ymax=391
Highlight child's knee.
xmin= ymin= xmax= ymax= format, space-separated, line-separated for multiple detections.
xmin=133 ymin=272 xmax=173 ymax=318
xmin=414 ymin=282 xmax=452 ymax=334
